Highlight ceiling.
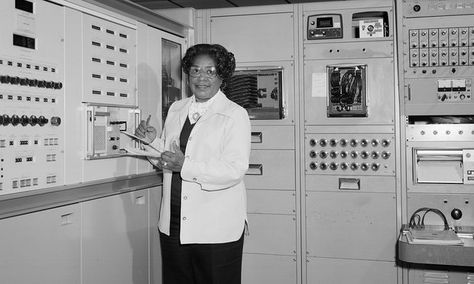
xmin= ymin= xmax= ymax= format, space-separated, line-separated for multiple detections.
xmin=129 ymin=0 xmax=334 ymax=10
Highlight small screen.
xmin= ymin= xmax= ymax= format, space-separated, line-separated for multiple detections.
xmin=13 ymin=34 xmax=36 ymax=49
xmin=15 ymin=0 xmax=34 ymax=13
xmin=317 ymin=17 xmax=333 ymax=28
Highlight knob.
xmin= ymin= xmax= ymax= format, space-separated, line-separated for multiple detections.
xmin=340 ymin=151 xmax=348 ymax=158
xmin=371 ymin=163 xmax=380 ymax=171
xmin=309 ymin=150 xmax=317 ymax=158
xmin=50 ymin=116 xmax=61 ymax=126
xmin=382 ymin=151 xmax=391 ymax=159
xmin=350 ymin=139 xmax=358 ymax=147
xmin=38 ymin=115 xmax=48 ymax=126
xmin=319 ymin=163 xmax=327 ymax=170
xmin=20 ymin=115 xmax=29 ymax=126
xmin=30 ymin=115 xmax=38 ymax=126
xmin=0 ymin=75 xmax=8 ymax=84
xmin=361 ymin=163 xmax=369 ymax=171
xmin=54 ymin=82 xmax=63 ymax=89
xmin=309 ymin=139 xmax=316 ymax=147
xmin=10 ymin=76 xmax=20 ymax=85
xmin=20 ymin=78 xmax=28 ymax=86
xmin=319 ymin=151 xmax=327 ymax=159
xmin=339 ymin=139 xmax=347 ymax=147
xmin=340 ymin=163 xmax=348 ymax=170
xmin=381 ymin=139 xmax=390 ymax=147
xmin=360 ymin=139 xmax=368 ymax=147
xmin=319 ymin=139 xmax=327 ymax=147
xmin=371 ymin=139 xmax=379 ymax=147
xmin=112 ymin=145 xmax=119 ymax=150
xmin=309 ymin=162 xmax=317 ymax=170
xmin=329 ymin=162 xmax=338 ymax=170
xmin=371 ymin=151 xmax=379 ymax=159
xmin=451 ymin=208 xmax=462 ymax=220
xmin=38 ymin=80 xmax=46 ymax=88
xmin=350 ymin=163 xmax=359 ymax=170
xmin=28 ymin=79 xmax=38 ymax=87
xmin=329 ymin=151 xmax=338 ymax=159
xmin=350 ymin=151 xmax=358 ymax=159
xmin=11 ymin=114 xmax=20 ymax=126
xmin=2 ymin=114 xmax=11 ymax=126
xmin=361 ymin=151 xmax=369 ymax=159
xmin=329 ymin=139 xmax=338 ymax=147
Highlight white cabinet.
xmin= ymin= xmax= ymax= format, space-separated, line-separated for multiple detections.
xmin=82 ymin=189 xmax=149 ymax=284
xmin=0 ymin=204 xmax=81 ymax=284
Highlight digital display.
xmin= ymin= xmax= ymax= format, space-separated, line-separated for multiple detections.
xmin=317 ymin=17 xmax=333 ymax=28
xmin=13 ymin=34 xmax=36 ymax=49
xmin=15 ymin=0 xmax=34 ymax=13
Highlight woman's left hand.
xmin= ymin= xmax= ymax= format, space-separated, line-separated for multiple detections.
xmin=160 ymin=141 xmax=184 ymax=172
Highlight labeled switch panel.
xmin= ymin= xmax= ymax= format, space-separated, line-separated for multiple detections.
xmin=305 ymin=134 xmax=395 ymax=175
xmin=0 ymin=0 xmax=64 ymax=195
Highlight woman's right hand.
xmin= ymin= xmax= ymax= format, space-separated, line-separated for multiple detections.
xmin=135 ymin=115 xmax=157 ymax=143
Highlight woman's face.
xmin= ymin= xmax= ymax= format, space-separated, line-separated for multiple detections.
xmin=188 ymin=54 xmax=223 ymax=102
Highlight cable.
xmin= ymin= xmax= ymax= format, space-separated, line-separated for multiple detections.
xmin=408 ymin=207 xmax=449 ymax=230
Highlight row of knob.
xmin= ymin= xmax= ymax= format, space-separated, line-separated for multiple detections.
xmin=309 ymin=162 xmax=381 ymax=171
xmin=0 ymin=114 xmax=61 ymax=126
xmin=0 ymin=75 xmax=63 ymax=89
xmin=309 ymin=138 xmax=390 ymax=148
xmin=310 ymin=150 xmax=391 ymax=159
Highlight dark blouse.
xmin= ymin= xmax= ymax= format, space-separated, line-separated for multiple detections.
xmin=169 ymin=117 xmax=195 ymax=239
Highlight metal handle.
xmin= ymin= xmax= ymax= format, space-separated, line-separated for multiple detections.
xmin=416 ymin=149 xmax=463 ymax=161
xmin=407 ymin=84 xmax=411 ymax=101
xmin=86 ymin=109 xmax=94 ymax=158
xmin=251 ymin=132 xmax=263 ymax=143
xmin=339 ymin=178 xmax=360 ymax=190
xmin=246 ymin=164 xmax=263 ymax=175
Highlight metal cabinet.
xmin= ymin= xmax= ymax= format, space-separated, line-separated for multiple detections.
xmin=0 ymin=204 xmax=81 ymax=284
xmin=82 ymin=189 xmax=149 ymax=284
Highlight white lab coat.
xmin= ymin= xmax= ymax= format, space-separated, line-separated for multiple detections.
xmin=154 ymin=90 xmax=251 ymax=244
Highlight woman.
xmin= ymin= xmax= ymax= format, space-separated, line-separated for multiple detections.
xmin=135 ymin=43 xmax=251 ymax=284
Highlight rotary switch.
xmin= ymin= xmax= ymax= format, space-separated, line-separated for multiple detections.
xmin=2 ymin=114 xmax=11 ymax=126
xmin=30 ymin=115 xmax=38 ymax=126
xmin=51 ymin=116 xmax=61 ymax=126
xmin=20 ymin=115 xmax=29 ymax=126
xmin=11 ymin=114 xmax=20 ymax=126
xmin=38 ymin=116 xmax=48 ymax=126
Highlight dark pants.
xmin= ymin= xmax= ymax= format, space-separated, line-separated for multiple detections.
xmin=159 ymin=232 xmax=244 ymax=284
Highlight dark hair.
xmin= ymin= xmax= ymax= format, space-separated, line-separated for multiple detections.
xmin=182 ymin=44 xmax=236 ymax=85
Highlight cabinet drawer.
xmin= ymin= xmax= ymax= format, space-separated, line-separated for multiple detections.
xmin=247 ymin=189 xmax=295 ymax=215
xmin=250 ymin=125 xmax=294 ymax=149
xmin=246 ymin=150 xmax=295 ymax=190
xmin=243 ymin=254 xmax=296 ymax=284
xmin=244 ymin=214 xmax=296 ymax=255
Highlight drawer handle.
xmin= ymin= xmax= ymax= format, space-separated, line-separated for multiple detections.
xmin=247 ymin=164 xmax=263 ymax=175
xmin=251 ymin=132 xmax=263 ymax=143
xmin=339 ymin=178 xmax=360 ymax=190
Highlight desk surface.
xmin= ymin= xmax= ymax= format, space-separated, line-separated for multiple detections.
xmin=398 ymin=234 xmax=474 ymax=267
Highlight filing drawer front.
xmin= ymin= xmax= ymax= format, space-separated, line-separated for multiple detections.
xmin=307 ymin=257 xmax=397 ymax=284
xmin=306 ymin=191 xmax=396 ymax=260
xmin=245 ymin=150 xmax=295 ymax=190
xmin=244 ymin=214 xmax=296 ymax=255
xmin=243 ymin=254 xmax=297 ymax=284
xmin=247 ymin=190 xmax=295 ymax=215
xmin=250 ymin=125 xmax=294 ymax=150
xmin=306 ymin=175 xmax=396 ymax=193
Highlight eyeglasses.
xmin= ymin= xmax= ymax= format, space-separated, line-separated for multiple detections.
xmin=189 ymin=66 xmax=218 ymax=78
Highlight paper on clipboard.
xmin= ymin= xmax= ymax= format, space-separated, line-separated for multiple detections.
xmin=120 ymin=131 xmax=163 ymax=153
xmin=123 ymin=146 xmax=162 ymax=158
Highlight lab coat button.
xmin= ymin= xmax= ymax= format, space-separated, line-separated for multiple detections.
xmin=193 ymin=177 xmax=197 ymax=181
xmin=185 ymin=155 xmax=190 ymax=159
xmin=188 ymin=137 xmax=192 ymax=141
xmin=182 ymin=217 xmax=187 ymax=221
xmin=183 ymin=196 xmax=188 ymax=200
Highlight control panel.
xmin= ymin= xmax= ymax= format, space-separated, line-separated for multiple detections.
xmin=307 ymin=14 xmax=343 ymax=40
xmin=0 ymin=0 xmax=64 ymax=195
xmin=305 ymin=134 xmax=395 ymax=175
